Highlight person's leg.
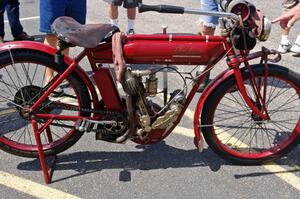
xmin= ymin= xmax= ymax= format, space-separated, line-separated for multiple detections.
xmin=109 ymin=5 xmax=119 ymax=26
xmin=199 ymin=0 xmax=218 ymax=35
xmin=278 ymin=27 xmax=292 ymax=53
xmin=44 ymin=34 xmax=58 ymax=83
xmin=5 ymin=0 xmax=23 ymax=37
xmin=66 ymin=0 xmax=86 ymax=24
xmin=126 ymin=7 xmax=136 ymax=20
xmin=65 ymin=0 xmax=86 ymax=52
xmin=105 ymin=0 xmax=122 ymax=27
xmin=197 ymin=0 xmax=219 ymax=92
xmin=126 ymin=8 xmax=136 ymax=33
xmin=44 ymin=34 xmax=70 ymax=81
xmin=109 ymin=6 xmax=119 ymax=27
xmin=0 ymin=0 xmax=6 ymax=42
xmin=290 ymin=33 xmax=300 ymax=53
xmin=289 ymin=2 xmax=300 ymax=53
xmin=124 ymin=0 xmax=138 ymax=33
xmin=43 ymin=34 xmax=70 ymax=94
xmin=279 ymin=1 xmax=298 ymax=53
xmin=64 ymin=0 xmax=86 ymax=56
xmin=5 ymin=0 xmax=31 ymax=40
xmin=40 ymin=0 xmax=68 ymax=84
xmin=200 ymin=24 xmax=215 ymax=35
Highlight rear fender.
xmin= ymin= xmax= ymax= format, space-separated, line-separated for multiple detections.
xmin=0 ymin=41 xmax=100 ymax=111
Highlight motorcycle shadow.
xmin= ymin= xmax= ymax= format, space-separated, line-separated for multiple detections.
xmin=17 ymin=141 xmax=300 ymax=182
xmin=17 ymin=141 xmax=226 ymax=182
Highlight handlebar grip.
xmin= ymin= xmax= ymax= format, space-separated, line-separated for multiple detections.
xmin=138 ymin=3 xmax=184 ymax=14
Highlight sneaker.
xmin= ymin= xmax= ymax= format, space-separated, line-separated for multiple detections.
xmin=127 ymin=29 xmax=135 ymax=34
xmin=197 ymin=72 xmax=210 ymax=93
xmin=13 ymin=32 xmax=34 ymax=41
xmin=0 ymin=37 xmax=3 ymax=43
xmin=290 ymin=42 xmax=300 ymax=53
xmin=277 ymin=41 xmax=292 ymax=53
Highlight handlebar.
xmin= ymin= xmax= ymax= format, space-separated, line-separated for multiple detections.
xmin=138 ymin=3 xmax=184 ymax=14
xmin=138 ymin=1 xmax=271 ymax=49
xmin=138 ymin=3 xmax=237 ymax=18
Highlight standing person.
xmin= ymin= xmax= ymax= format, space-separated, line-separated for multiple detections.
xmin=39 ymin=0 xmax=87 ymax=87
xmin=0 ymin=0 xmax=33 ymax=43
xmin=197 ymin=0 xmax=219 ymax=92
xmin=277 ymin=0 xmax=300 ymax=53
xmin=103 ymin=0 xmax=140 ymax=34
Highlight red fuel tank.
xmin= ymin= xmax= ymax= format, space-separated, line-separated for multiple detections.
xmin=123 ymin=34 xmax=227 ymax=65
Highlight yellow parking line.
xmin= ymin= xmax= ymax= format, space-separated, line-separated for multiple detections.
xmin=264 ymin=163 xmax=300 ymax=190
xmin=173 ymin=126 xmax=195 ymax=137
xmin=0 ymin=171 xmax=81 ymax=199
xmin=176 ymin=107 xmax=300 ymax=191
xmin=0 ymin=108 xmax=17 ymax=116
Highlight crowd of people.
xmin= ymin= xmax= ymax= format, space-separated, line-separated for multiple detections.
xmin=0 ymin=0 xmax=140 ymax=44
xmin=0 ymin=0 xmax=300 ymax=90
xmin=1 ymin=0 xmax=299 ymax=44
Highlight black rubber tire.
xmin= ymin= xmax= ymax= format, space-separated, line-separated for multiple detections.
xmin=201 ymin=64 xmax=300 ymax=165
xmin=0 ymin=49 xmax=91 ymax=158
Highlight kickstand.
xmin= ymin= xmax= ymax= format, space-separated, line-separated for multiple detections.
xmin=32 ymin=120 xmax=58 ymax=184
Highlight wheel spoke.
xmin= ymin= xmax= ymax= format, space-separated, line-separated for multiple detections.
xmin=21 ymin=62 xmax=32 ymax=86
xmin=0 ymin=76 xmax=18 ymax=97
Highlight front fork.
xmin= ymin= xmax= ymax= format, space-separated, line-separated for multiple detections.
xmin=229 ymin=47 xmax=281 ymax=120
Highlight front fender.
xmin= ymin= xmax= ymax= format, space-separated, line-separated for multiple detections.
xmin=0 ymin=41 xmax=100 ymax=111
xmin=193 ymin=68 xmax=235 ymax=141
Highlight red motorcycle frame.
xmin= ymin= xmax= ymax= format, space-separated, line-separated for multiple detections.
xmin=0 ymin=3 xmax=299 ymax=184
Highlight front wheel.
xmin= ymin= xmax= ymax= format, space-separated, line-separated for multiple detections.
xmin=201 ymin=64 xmax=300 ymax=165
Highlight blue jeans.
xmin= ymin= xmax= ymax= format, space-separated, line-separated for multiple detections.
xmin=0 ymin=0 xmax=24 ymax=38
xmin=200 ymin=0 xmax=219 ymax=28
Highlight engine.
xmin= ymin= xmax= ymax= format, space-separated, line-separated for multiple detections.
xmin=122 ymin=67 xmax=186 ymax=139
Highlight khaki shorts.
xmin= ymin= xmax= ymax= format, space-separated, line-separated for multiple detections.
xmin=282 ymin=0 xmax=299 ymax=10
xmin=103 ymin=0 xmax=140 ymax=8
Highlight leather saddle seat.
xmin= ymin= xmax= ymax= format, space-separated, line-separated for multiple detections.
xmin=51 ymin=16 xmax=119 ymax=48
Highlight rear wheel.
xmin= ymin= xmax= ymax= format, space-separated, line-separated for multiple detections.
xmin=201 ymin=64 xmax=300 ymax=165
xmin=0 ymin=49 xmax=91 ymax=157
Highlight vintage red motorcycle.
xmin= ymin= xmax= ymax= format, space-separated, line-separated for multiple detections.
xmin=0 ymin=1 xmax=299 ymax=183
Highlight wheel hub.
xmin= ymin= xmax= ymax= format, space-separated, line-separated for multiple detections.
xmin=251 ymin=101 xmax=264 ymax=125
xmin=14 ymin=85 xmax=52 ymax=119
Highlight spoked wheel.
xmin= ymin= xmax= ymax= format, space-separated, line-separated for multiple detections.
xmin=0 ymin=50 xmax=91 ymax=158
xmin=201 ymin=64 xmax=300 ymax=165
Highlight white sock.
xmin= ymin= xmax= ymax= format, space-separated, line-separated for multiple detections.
xmin=110 ymin=19 xmax=119 ymax=27
xmin=127 ymin=19 xmax=135 ymax=31
xmin=295 ymin=35 xmax=300 ymax=44
xmin=281 ymin=35 xmax=289 ymax=44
